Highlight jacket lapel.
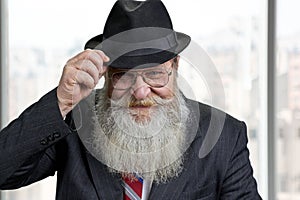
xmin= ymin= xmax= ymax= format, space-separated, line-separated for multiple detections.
xmin=72 ymin=93 xmax=123 ymax=199
xmin=86 ymin=151 xmax=123 ymax=200
xmin=148 ymin=171 xmax=191 ymax=199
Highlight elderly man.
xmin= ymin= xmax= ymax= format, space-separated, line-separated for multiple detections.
xmin=0 ymin=1 xmax=261 ymax=199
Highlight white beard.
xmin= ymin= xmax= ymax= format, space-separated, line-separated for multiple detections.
xmin=89 ymin=87 xmax=190 ymax=183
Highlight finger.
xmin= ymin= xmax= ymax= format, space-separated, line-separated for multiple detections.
xmin=99 ymin=65 xmax=108 ymax=75
xmin=84 ymin=52 xmax=108 ymax=76
xmin=75 ymin=70 xmax=96 ymax=89
xmin=75 ymin=59 xmax=100 ymax=84
xmin=87 ymin=50 xmax=110 ymax=74
xmin=94 ymin=50 xmax=110 ymax=63
xmin=83 ymin=50 xmax=105 ymax=71
xmin=79 ymin=49 xmax=109 ymax=74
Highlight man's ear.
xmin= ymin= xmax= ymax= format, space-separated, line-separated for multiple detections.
xmin=173 ymin=55 xmax=180 ymax=70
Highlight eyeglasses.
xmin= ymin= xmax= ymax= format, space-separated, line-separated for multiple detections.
xmin=108 ymin=65 xmax=173 ymax=90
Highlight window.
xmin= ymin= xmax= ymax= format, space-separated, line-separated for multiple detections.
xmin=277 ymin=0 xmax=300 ymax=199
xmin=7 ymin=0 xmax=300 ymax=199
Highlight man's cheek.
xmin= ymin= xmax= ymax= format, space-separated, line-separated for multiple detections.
xmin=151 ymin=86 xmax=175 ymax=99
xmin=110 ymin=89 xmax=128 ymax=100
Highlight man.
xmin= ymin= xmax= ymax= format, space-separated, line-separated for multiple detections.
xmin=0 ymin=1 xmax=261 ymax=199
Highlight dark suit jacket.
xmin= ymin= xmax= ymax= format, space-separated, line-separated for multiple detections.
xmin=0 ymin=88 xmax=262 ymax=199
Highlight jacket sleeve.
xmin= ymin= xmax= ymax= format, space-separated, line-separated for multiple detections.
xmin=0 ymin=88 xmax=72 ymax=189
xmin=220 ymin=121 xmax=262 ymax=199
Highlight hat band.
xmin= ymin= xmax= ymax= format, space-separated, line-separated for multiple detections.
xmin=100 ymin=32 xmax=178 ymax=57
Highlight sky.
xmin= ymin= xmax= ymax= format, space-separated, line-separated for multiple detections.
xmin=7 ymin=0 xmax=266 ymax=48
xmin=6 ymin=0 xmax=300 ymax=48
xmin=277 ymin=0 xmax=300 ymax=37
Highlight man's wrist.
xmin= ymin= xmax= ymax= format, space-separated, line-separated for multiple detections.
xmin=57 ymin=96 xmax=73 ymax=119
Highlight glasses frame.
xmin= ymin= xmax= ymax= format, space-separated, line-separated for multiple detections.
xmin=108 ymin=63 xmax=173 ymax=90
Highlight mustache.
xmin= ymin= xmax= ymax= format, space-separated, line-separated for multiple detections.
xmin=129 ymin=99 xmax=156 ymax=107
xmin=112 ymin=94 xmax=173 ymax=108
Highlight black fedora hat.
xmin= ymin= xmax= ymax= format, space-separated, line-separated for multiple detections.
xmin=84 ymin=0 xmax=191 ymax=69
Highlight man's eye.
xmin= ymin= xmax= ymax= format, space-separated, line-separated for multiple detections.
xmin=145 ymin=70 xmax=165 ymax=78
xmin=113 ymin=72 xmax=135 ymax=80
xmin=112 ymin=72 xmax=126 ymax=80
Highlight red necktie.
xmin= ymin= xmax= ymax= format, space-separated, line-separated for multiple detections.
xmin=122 ymin=175 xmax=143 ymax=200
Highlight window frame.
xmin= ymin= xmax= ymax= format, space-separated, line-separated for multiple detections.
xmin=0 ymin=0 xmax=8 ymax=127
xmin=0 ymin=0 xmax=9 ymax=199
xmin=0 ymin=0 xmax=277 ymax=199
xmin=267 ymin=0 xmax=276 ymax=199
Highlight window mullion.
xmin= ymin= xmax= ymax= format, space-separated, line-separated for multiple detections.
xmin=267 ymin=0 xmax=276 ymax=199
xmin=0 ymin=0 xmax=8 ymax=129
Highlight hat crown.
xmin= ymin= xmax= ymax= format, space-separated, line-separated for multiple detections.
xmin=103 ymin=0 xmax=173 ymax=39
xmin=84 ymin=0 xmax=191 ymax=69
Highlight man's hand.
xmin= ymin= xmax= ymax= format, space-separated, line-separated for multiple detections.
xmin=57 ymin=49 xmax=110 ymax=118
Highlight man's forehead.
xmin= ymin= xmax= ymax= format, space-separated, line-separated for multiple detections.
xmin=108 ymin=61 xmax=172 ymax=72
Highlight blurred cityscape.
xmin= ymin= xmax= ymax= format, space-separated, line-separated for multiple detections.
xmin=3 ymin=15 xmax=300 ymax=200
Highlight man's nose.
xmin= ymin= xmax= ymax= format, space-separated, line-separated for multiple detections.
xmin=130 ymin=75 xmax=151 ymax=100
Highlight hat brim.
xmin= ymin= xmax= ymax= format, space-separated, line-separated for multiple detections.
xmin=84 ymin=31 xmax=190 ymax=69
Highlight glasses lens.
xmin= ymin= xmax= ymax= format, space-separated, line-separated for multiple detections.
xmin=143 ymin=69 xmax=169 ymax=87
xmin=112 ymin=72 xmax=135 ymax=90
xmin=111 ymin=67 xmax=171 ymax=89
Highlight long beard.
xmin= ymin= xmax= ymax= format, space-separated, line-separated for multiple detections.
xmin=90 ymin=87 xmax=190 ymax=183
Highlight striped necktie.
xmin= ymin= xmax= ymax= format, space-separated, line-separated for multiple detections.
xmin=122 ymin=175 xmax=143 ymax=200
